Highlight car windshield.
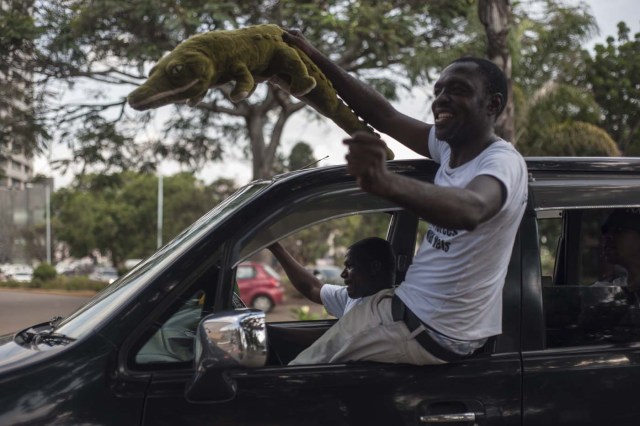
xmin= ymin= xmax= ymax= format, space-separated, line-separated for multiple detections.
xmin=54 ymin=183 xmax=268 ymax=339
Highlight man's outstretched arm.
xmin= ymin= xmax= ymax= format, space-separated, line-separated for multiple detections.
xmin=267 ymin=242 xmax=323 ymax=304
xmin=284 ymin=30 xmax=432 ymax=157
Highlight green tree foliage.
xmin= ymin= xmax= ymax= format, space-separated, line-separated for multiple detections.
xmin=512 ymin=0 xmax=597 ymax=90
xmin=33 ymin=263 xmax=57 ymax=281
xmin=521 ymin=121 xmax=620 ymax=156
xmin=52 ymin=172 xmax=237 ymax=265
xmin=508 ymin=2 xmax=626 ymax=156
xmin=280 ymin=212 xmax=390 ymax=267
xmin=7 ymin=0 xmax=631 ymax=180
xmin=272 ymin=141 xmax=319 ymax=175
xmin=586 ymin=22 xmax=640 ymax=155
xmin=515 ymin=82 xmax=613 ymax=155
xmin=288 ymin=142 xmax=318 ymax=171
xmin=31 ymin=0 xmax=476 ymax=179
xmin=0 ymin=0 xmax=50 ymax=165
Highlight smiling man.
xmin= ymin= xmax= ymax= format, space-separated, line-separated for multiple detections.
xmin=284 ymin=31 xmax=528 ymax=366
xmin=268 ymin=238 xmax=395 ymax=319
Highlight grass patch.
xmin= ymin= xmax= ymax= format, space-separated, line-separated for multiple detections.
xmin=0 ymin=276 xmax=108 ymax=293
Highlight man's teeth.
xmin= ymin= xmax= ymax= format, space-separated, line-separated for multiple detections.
xmin=437 ymin=112 xmax=453 ymax=120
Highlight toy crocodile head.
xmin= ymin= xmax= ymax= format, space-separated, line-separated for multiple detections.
xmin=128 ymin=48 xmax=214 ymax=111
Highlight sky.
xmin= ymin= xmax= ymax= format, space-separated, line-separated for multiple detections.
xmin=34 ymin=0 xmax=640 ymax=188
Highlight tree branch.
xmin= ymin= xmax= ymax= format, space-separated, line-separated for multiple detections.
xmin=196 ymin=100 xmax=248 ymax=116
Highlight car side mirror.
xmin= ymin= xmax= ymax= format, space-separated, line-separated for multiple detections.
xmin=185 ymin=309 xmax=267 ymax=403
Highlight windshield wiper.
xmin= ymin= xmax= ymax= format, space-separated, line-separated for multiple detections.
xmin=15 ymin=316 xmax=75 ymax=347
xmin=34 ymin=332 xmax=75 ymax=346
xmin=49 ymin=316 xmax=63 ymax=328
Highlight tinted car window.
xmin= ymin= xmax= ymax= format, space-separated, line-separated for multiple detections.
xmin=541 ymin=208 xmax=640 ymax=348
xmin=136 ymin=289 xmax=207 ymax=364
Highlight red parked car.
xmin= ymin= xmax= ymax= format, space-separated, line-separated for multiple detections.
xmin=236 ymin=261 xmax=284 ymax=312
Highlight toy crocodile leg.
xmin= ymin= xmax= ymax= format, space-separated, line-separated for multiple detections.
xmin=274 ymin=47 xmax=317 ymax=97
xmin=229 ymin=62 xmax=256 ymax=102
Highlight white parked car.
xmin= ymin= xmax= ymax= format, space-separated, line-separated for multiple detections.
xmin=1 ymin=264 xmax=33 ymax=282
xmin=89 ymin=267 xmax=119 ymax=284
xmin=9 ymin=272 xmax=33 ymax=282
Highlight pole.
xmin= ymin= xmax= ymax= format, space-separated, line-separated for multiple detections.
xmin=157 ymin=174 xmax=163 ymax=249
xmin=45 ymin=184 xmax=51 ymax=264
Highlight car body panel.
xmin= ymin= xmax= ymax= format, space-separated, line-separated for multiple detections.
xmin=143 ymin=357 xmax=521 ymax=426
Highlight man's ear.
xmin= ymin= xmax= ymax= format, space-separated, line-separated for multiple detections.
xmin=487 ymin=93 xmax=504 ymax=117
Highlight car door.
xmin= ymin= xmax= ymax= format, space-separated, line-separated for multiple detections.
xmin=522 ymin=176 xmax=640 ymax=425
xmin=141 ymin=247 xmax=523 ymax=426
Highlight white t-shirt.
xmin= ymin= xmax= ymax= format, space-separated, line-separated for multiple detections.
xmin=395 ymin=127 xmax=528 ymax=341
xmin=320 ymin=284 xmax=363 ymax=318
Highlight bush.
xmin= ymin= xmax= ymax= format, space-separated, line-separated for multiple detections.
xmin=33 ymin=263 xmax=57 ymax=281
xmin=290 ymin=305 xmax=329 ymax=321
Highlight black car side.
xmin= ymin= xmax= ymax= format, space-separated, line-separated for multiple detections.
xmin=1 ymin=157 xmax=640 ymax=426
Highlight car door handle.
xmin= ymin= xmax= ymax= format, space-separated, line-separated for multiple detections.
xmin=420 ymin=412 xmax=476 ymax=423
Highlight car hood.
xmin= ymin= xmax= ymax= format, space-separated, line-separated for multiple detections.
xmin=0 ymin=332 xmax=68 ymax=371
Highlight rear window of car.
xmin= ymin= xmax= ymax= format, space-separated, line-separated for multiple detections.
xmin=263 ymin=264 xmax=281 ymax=280
xmin=237 ymin=265 xmax=255 ymax=279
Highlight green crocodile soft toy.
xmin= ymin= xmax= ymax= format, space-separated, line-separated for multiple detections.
xmin=127 ymin=24 xmax=394 ymax=159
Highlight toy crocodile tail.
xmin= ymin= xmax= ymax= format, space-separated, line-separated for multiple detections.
xmin=293 ymin=48 xmax=395 ymax=160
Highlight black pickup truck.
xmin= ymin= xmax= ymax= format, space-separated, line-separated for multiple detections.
xmin=2 ymin=157 xmax=640 ymax=426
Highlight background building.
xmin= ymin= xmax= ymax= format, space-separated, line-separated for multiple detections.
xmin=1 ymin=0 xmax=45 ymax=264
xmin=1 ymin=0 xmax=36 ymax=190
xmin=0 ymin=150 xmax=34 ymax=190
xmin=0 ymin=179 xmax=52 ymax=264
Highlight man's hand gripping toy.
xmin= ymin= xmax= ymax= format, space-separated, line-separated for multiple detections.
xmin=127 ymin=24 xmax=394 ymax=160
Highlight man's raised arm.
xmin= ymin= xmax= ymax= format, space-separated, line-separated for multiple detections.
xmin=267 ymin=242 xmax=323 ymax=304
xmin=283 ymin=30 xmax=431 ymax=157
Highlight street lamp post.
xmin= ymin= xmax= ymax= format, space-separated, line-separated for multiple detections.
xmin=45 ymin=183 xmax=51 ymax=264
xmin=157 ymin=174 xmax=163 ymax=249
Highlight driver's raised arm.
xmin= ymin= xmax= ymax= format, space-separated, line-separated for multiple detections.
xmin=267 ymin=242 xmax=323 ymax=305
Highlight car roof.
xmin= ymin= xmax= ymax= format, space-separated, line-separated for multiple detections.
xmin=271 ymin=157 xmax=640 ymax=185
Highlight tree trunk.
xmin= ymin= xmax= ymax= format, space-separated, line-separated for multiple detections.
xmin=247 ymin=112 xmax=269 ymax=180
xmin=478 ymin=0 xmax=515 ymax=143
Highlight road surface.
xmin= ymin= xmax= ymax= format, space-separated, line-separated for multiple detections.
xmin=0 ymin=289 xmax=326 ymax=335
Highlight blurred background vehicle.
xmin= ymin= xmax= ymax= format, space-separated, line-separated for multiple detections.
xmin=8 ymin=271 xmax=33 ymax=283
xmin=124 ymin=259 xmax=143 ymax=271
xmin=236 ymin=262 xmax=284 ymax=312
xmin=1 ymin=264 xmax=34 ymax=282
xmin=88 ymin=266 xmax=119 ymax=284
xmin=309 ymin=265 xmax=343 ymax=285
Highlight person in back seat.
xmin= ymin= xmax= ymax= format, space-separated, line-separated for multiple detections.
xmin=268 ymin=237 xmax=395 ymax=318
xmin=595 ymin=208 xmax=640 ymax=296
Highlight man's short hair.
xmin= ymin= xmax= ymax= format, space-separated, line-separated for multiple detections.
xmin=348 ymin=237 xmax=395 ymax=287
xmin=451 ymin=56 xmax=508 ymax=117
